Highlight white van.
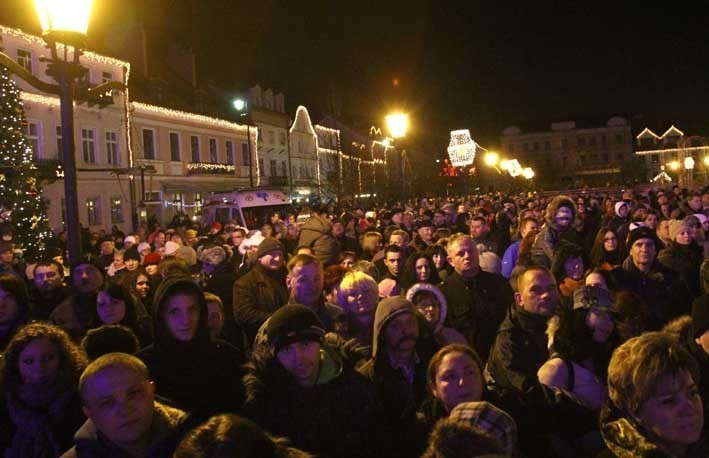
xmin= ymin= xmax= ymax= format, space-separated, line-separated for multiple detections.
xmin=201 ymin=189 xmax=295 ymax=230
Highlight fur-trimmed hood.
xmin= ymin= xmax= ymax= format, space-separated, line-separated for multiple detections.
xmin=544 ymin=195 xmax=576 ymax=231
xmin=406 ymin=282 xmax=448 ymax=329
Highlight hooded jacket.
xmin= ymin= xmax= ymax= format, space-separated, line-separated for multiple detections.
xmin=297 ymin=214 xmax=340 ymax=266
xmin=243 ymin=339 xmax=378 ymax=458
xmin=138 ymin=276 xmax=244 ymax=416
xmin=531 ymin=196 xmax=577 ymax=268
xmin=61 ymin=402 xmax=189 ymax=458
xmin=405 ymin=282 xmax=466 ymax=346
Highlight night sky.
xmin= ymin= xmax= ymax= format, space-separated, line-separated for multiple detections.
xmin=3 ymin=1 xmax=708 ymax=153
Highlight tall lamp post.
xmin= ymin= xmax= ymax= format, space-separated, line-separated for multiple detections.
xmin=0 ymin=1 xmax=124 ymax=262
xmin=385 ymin=112 xmax=408 ymax=205
xmin=233 ymin=98 xmax=254 ymax=187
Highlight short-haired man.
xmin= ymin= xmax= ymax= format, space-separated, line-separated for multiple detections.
xmin=243 ymin=305 xmax=378 ymax=458
xmin=233 ymin=237 xmax=289 ymax=344
xmin=410 ymin=220 xmax=435 ymax=253
xmin=486 ymin=266 xmax=559 ymax=396
xmin=63 ymin=353 xmax=189 ymax=458
xmin=611 ymin=226 xmax=691 ymax=327
xmin=439 ymin=235 xmax=513 ymax=361
xmin=286 ymin=253 xmax=346 ymax=333
xmin=381 ymin=244 xmax=406 ymax=283
xmin=469 ymin=216 xmax=498 ymax=255
xmin=30 ymin=260 xmax=70 ymax=321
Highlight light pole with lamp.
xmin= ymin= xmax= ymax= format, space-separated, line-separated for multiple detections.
xmin=385 ymin=112 xmax=408 ymax=205
xmin=0 ymin=0 xmax=125 ymax=262
xmin=233 ymin=98 xmax=254 ymax=188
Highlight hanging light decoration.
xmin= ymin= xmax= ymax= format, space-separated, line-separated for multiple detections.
xmin=447 ymin=129 xmax=477 ymax=167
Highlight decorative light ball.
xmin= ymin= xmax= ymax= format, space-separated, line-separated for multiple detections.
xmin=684 ymin=157 xmax=695 ymax=170
xmin=447 ymin=130 xmax=477 ymax=167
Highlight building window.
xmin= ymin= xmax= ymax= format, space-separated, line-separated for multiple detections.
xmin=241 ymin=143 xmax=249 ymax=165
xmin=194 ymin=193 xmax=203 ymax=213
xmin=651 ymin=155 xmax=659 ymax=164
xmin=544 ymin=141 xmax=550 ymax=151
xmin=615 ymin=134 xmax=624 ymax=144
xmin=169 ymin=132 xmax=181 ymax=161
xmin=144 ymin=191 xmax=161 ymax=202
xmin=617 ymin=152 xmax=625 ymax=162
xmin=561 ymin=138 xmax=568 ymax=149
xmin=278 ymin=132 xmax=286 ymax=145
xmin=101 ymin=71 xmax=113 ymax=82
xmin=591 ymin=154 xmax=599 ymax=163
xmin=86 ymin=197 xmax=101 ymax=225
xmin=24 ymin=121 xmax=41 ymax=159
xmin=172 ymin=193 xmax=183 ymax=212
xmin=226 ymin=140 xmax=234 ymax=165
xmin=602 ymin=153 xmax=609 ymax=163
xmin=270 ymin=159 xmax=277 ymax=176
xmin=533 ymin=142 xmax=539 ymax=152
xmin=110 ymin=196 xmax=123 ymax=223
xmin=17 ymin=49 xmax=32 ymax=73
xmin=580 ymin=155 xmax=587 ymax=165
xmin=267 ymin=130 xmax=275 ymax=144
xmin=106 ymin=131 xmax=119 ymax=164
xmin=209 ymin=138 xmax=218 ymax=163
xmin=589 ymin=136 xmax=596 ymax=146
xmin=190 ymin=136 xmax=200 ymax=162
xmin=601 ymin=135 xmax=607 ymax=145
xmin=82 ymin=128 xmax=97 ymax=163
xmin=281 ymin=161 xmax=287 ymax=177
xmin=55 ymin=125 xmax=62 ymax=156
xmin=562 ymin=156 xmax=568 ymax=167
xmin=523 ymin=143 xmax=529 ymax=152
xmin=578 ymin=137 xmax=586 ymax=147
xmin=141 ymin=129 xmax=155 ymax=160
xmin=258 ymin=158 xmax=265 ymax=176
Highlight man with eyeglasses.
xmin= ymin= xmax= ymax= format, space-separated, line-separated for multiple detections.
xmin=30 ymin=260 xmax=70 ymax=321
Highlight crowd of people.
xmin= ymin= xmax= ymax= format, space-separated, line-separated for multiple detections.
xmin=0 ymin=184 xmax=709 ymax=457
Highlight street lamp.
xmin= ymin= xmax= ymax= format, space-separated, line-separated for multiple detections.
xmin=386 ymin=112 xmax=409 ymax=204
xmin=232 ymin=97 xmax=254 ymax=187
xmin=484 ymin=151 xmax=500 ymax=167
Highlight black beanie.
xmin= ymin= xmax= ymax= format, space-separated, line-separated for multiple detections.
xmin=266 ymin=304 xmax=325 ymax=353
xmin=692 ymin=295 xmax=709 ymax=338
xmin=256 ymin=237 xmax=284 ymax=260
xmin=626 ymin=226 xmax=658 ymax=250
xmin=123 ymin=248 xmax=141 ymax=263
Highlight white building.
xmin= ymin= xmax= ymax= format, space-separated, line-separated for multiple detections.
xmin=288 ymin=106 xmax=319 ymax=201
xmin=1 ymin=25 xmax=132 ymax=234
xmin=248 ymin=85 xmax=290 ymax=189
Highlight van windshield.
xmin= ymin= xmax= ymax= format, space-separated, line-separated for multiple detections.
xmin=239 ymin=204 xmax=295 ymax=230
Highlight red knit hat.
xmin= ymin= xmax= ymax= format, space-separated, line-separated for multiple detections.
xmin=143 ymin=252 xmax=162 ymax=266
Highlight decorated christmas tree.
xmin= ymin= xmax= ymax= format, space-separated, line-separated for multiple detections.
xmin=0 ymin=64 xmax=52 ymax=253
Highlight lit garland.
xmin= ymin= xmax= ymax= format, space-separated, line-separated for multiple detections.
xmin=186 ymin=162 xmax=236 ymax=174
xmin=0 ymin=64 xmax=52 ymax=252
xmin=447 ymin=129 xmax=477 ymax=167
xmin=132 ymin=102 xmax=250 ymax=133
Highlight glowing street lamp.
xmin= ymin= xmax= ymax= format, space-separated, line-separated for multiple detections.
xmin=232 ymin=98 xmax=246 ymax=112
xmin=34 ymin=0 xmax=93 ymax=37
xmin=669 ymin=161 xmax=680 ymax=171
xmin=684 ymin=157 xmax=695 ymax=170
xmin=522 ymin=167 xmax=535 ymax=179
xmin=484 ymin=151 xmax=500 ymax=167
xmin=385 ymin=113 xmax=409 ymax=139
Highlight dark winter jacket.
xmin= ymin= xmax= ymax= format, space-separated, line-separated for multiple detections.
xmin=611 ymin=256 xmax=692 ymax=328
xmin=486 ymin=305 xmax=550 ymax=397
xmin=138 ymin=276 xmax=245 ymax=417
xmin=358 ymin=298 xmax=438 ymax=458
xmin=200 ymin=263 xmax=237 ymax=323
xmin=297 ymin=214 xmax=340 ymax=266
xmin=29 ymin=285 xmax=70 ymax=321
xmin=49 ymin=291 xmax=98 ymax=341
xmin=658 ymin=241 xmax=703 ymax=300
xmin=531 ymin=195 xmax=577 ymax=267
xmin=61 ymin=402 xmax=189 ymax=458
xmin=439 ymin=270 xmax=514 ymax=362
xmin=232 ymin=262 xmax=288 ymax=344
xmin=598 ymin=402 xmax=708 ymax=457
xmin=243 ymin=339 xmax=379 ymax=458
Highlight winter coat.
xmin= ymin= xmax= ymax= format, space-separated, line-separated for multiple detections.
xmin=49 ymin=291 xmax=98 ymax=341
xmin=598 ymin=402 xmax=708 ymax=457
xmin=531 ymin=195 xmax=577 ymax=268
xmin=29 ymin=285 xmax=71 ymax=321
xmin=243 ymin=340 xmax=379 ymax=458
xmin=358 ymin=299 xmax=438 ymax=458
xmin=232 ymin=263 xmax=288 ymax=344
xmin=611 ymin=256 xmax=692 ymax=328
xmin=486 ymin=305 xmax=550 ymax=397
xmin=200 ymin=263 xmax=237 ymax=323
xmin=438 ymin=270 xmax=514 ymax=362
xmin=658 ymin=241 xmax=703 ymax=300
xmin=61 ymin=402 xmax=189 ymax=458
xmin=405 ymin=282 xmax=467 ymax=347
xmin=297 ymin=214 xmax=340 ymax=266
xmin=138 ymin=276 xmax=245 ymax=417
xmin=501 ymin=240 xmax=521 ymax=279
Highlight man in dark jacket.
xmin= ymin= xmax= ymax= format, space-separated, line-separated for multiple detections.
xmin=409 ymin=219 xmax=435 ymax=253
xmin=30 ymin=260 xmax=70 ymax=321
xmin=439 ymin=234 xmax=514 ymax=362
xmin=65 ymin=353 xmax=191 ymax=458
xmin=486 ymin=265 xmax=558 ymax=397
xmin=232 ymin=237 xmax=289 ymax=344
xmin=611 ymin=226 xmax=691 ymax=327
xmin=298 ymin=212 xmax=340 ymax=266
xmin=243 ymin=304 xmax=378 ymax=458
xmin=50 ymin=258 xmax=104 ymax=341
xmin=358 ymin=296 xmax=437 ymax=457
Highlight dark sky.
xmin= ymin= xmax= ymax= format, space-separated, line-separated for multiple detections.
xmin=3 ymin=1 xmax=708 ymax=153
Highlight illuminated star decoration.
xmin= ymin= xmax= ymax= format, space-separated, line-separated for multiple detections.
xmin=447 ymin=130 xmax=477 ymax=167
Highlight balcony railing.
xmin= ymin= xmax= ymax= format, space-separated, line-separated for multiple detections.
xmin=186 ymin=162 xmax=236 ymax=175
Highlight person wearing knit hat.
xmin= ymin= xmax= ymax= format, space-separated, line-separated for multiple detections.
xmin=612 ymin=226 xmax=692 ymax=326
xmin=659 ymin=218 xmax=704 ymax=298
xmin=164 ymin=241 xmax=180 ymax=257
xmin=185 ymin=229 xmax=198 ymax=244
xmin=233 ymin=237 xmax=289 ymax=344
xmin=242 ymin=304 xmax=379 ymax=458
xmin=239 ymin=231 xmax=265 ymax=256
xmin=123 ymin=235 xmax=137 ymax=250
xmin=448 ymin=401 xmax=518 ymax=457
xmin=137 ymin=242 xmax=151 ymax=258
xmin=142 ymin=252 xmax=162 ymax=277
xmin=123 ymin=248 xmax=141 ymax=272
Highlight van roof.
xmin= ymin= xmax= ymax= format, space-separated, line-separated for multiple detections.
xmin=204 ymin=189 xmax=290 ymax=208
